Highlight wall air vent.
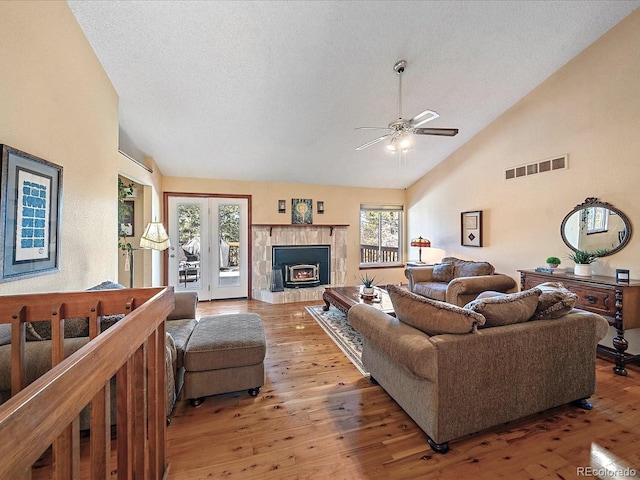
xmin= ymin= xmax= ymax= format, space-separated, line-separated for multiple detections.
xmin=505 ymin=154 xmax=568 ymax=180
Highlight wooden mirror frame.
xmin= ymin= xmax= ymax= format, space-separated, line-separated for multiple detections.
xmin=560 ymin=197 xmax=632 ymax=257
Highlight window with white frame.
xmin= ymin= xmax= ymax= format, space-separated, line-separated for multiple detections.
xmin=359 ymin=204 xmax=403 ymax=266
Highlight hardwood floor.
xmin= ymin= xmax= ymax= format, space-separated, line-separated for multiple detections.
xmin=27 ymin=298 xmax=640 ymax=479
xmin=164 ymin=299 xmax=640 ymax=479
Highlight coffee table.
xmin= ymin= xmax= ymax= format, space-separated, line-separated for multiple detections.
xmin=322 ymin=286 xmax=395 ymax=317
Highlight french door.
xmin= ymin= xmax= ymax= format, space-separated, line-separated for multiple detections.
xmin=167 ymin=195 xmax=249 ymax=300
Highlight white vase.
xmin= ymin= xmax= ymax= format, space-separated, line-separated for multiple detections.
xmin=362 ymin=286 xmax=375 ymax=295
xmin=574 ymin=264 xmax=592 ymax=277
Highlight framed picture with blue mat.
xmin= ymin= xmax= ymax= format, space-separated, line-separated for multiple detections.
xmin=0 ymin=145 xmax=63 ymax=282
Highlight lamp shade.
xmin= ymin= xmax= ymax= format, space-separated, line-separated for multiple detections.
xmin=140 ymin=221 xmax=171 ymax=251
xmin=410 ymin=236 xmax=431 ymax=248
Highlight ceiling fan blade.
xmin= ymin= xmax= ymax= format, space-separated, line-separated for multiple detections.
xmin=355 ymin=134 xmax=391 ymax=151
xmin=355 ymin=126 xmax=392 ymax=131
xmin=414 ymin=128 xmax=459 ymax=137
xmin=408 ymin=109 xmax=439 ymax=128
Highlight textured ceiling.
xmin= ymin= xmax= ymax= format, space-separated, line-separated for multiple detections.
xmin=67 ymin=1 xmax=638 ymax=189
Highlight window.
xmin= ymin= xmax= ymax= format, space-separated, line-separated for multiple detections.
xmin=585 ymin=206 xmax=608 ymax=235
xmin=360 ymin=204 xmax=403 ymax=267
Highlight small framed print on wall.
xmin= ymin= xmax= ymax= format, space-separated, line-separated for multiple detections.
xmin=292 ymin=199 xmax=313 ymax=224
xmin=461 ymin=210 xmax=483 ymax=247
xmin=121 ymin=200 xmax=135 ymax=237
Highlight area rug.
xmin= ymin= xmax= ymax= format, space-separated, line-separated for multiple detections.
xmin=305 ymin=305 xmax=368 ymax=376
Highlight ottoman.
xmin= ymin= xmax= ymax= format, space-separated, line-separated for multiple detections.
xmin=183 ymin=313 xmax=266 ymax=406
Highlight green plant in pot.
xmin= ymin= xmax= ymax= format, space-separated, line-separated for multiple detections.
xmin=359 ymin=274 xmax=378 ymax=296
xmin=546 ymin=256 xmax=561 ymax=269
xmin=566 ymin=249 xmax=608 ymax=277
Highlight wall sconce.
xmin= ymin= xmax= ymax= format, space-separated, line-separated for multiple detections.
xmin=278 ymin=200 xmax=286 ymax=213
xmin=317 ymin=201 xmax=324 ymax=214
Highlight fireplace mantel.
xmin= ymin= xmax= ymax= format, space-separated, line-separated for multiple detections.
xmin=252 ymin=224 xmax=349 ymax=236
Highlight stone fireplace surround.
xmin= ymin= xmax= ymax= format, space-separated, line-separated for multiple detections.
xmin=252 ymin=225 xmax=347 ymax=303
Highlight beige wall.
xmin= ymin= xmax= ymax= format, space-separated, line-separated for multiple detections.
xmin=0 ymin=1 xmax=121 ymax=294
xmin=163 ymin=177 xmax=408 ymax=286
xmin=407 ymin=9 xmax=640 ymax=283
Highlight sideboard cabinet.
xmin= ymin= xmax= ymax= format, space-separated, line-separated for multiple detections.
xmin=519 ymin=269 xmax=640 ymax=376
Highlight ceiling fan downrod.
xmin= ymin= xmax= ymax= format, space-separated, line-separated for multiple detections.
xmin=394 ymin=60 xmax=407 ymax=121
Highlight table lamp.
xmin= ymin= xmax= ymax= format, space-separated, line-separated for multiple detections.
xmin=410 ymin=236 xmax=431 ymax=263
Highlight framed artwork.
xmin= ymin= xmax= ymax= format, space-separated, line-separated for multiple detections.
xmin=292 ymin=198 xmax=313 ymax=224
xmin=0 ymin=145 xmax=63 ymax=282
xmin=461 ymin=210 xmax=483 ymax=247
xmin=121 ymin=200 xmax=135 ymax=236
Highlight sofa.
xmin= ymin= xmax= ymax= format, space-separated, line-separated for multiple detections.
xmin=404 ymin=256 xmax=517 ymax=307
xmin=348 ymin=283 xmax=609 ymax=452
xmin=0 ymin=284 xmax=198 ymax=428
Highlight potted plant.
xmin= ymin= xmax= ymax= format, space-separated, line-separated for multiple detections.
xmin=359 ymin=274 xmax=378 ymax=296
xmin=566 ymin=249 xmax=608 ymax=277
xmin=546 ymin=256 xmax=561 ymax=269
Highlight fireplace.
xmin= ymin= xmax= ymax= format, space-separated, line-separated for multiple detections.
xmin=272 ymin=245 xmax=330 ymax=289
xmin=284 ymin=263 xmax=320 ymax=288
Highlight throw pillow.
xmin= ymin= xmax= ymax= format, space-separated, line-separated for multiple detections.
xmin=387 ymin=284 xmax=485 ymax=335
xmin=0 ymin=324 xmax=11 ymax=346
xmin=26 ymin=281 xmax=126 ymax=341
xmin=26 ymin=322 xmax=45 ymax=341
xmin=476 ymin=291 xmax=507 ymax=300
xmin=432 ymin=263 xmax=454 ymax=283
xmin=464 ymin=288 xmax=541 ymax=327
xmin=441 ymin=257 xmax=495 ymax=277
xmin=29 ymin=317 xmax=90 ymax=341
xmin=88 ymin=281 xmax=126 ymax=290
xmin=533 ymin=282 xmax=578 ymax=320
xmin=27 ymin=315 xmax=125 ymax=341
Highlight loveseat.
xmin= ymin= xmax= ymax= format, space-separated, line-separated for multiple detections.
xmin=404 ymin=256 xmax=517 ymax=307
xmin=0 ymin=284 xmax=198 ymax=428
xmin=348 ymin=283 xmax=609 ymax=452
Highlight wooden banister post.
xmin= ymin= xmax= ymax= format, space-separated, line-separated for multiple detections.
xmin=117 ymin=359 xmax=134 ymax=479
xmin=88 ymin=300 xmax=110 ymax=480
xmin=10 ymin=306 xmax=27 ymax=395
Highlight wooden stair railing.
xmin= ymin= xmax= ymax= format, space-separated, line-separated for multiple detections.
xmin=0 ymin=286 xmax=175 ymax=479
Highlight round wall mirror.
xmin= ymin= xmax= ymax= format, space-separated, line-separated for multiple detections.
xmin=560 ymin=197 xmax=632 ymax=256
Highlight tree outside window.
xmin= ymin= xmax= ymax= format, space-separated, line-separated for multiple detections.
xmin=360 ymin=206 xmax=403 ymax=266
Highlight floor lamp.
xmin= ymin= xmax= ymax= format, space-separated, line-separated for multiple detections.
xmin=126 ymin=220 xmax=170 ymax=288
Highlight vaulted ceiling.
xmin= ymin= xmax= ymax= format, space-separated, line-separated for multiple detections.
xmin=67 ymin=1 xmax=638 ymax=188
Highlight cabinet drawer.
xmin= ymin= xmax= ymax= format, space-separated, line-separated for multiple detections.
xmin=564 ymin=284 xmax=615 ymax=317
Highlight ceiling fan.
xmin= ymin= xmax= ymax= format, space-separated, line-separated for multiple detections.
xmin=355 ymin=60 xmax=458 ymax=152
